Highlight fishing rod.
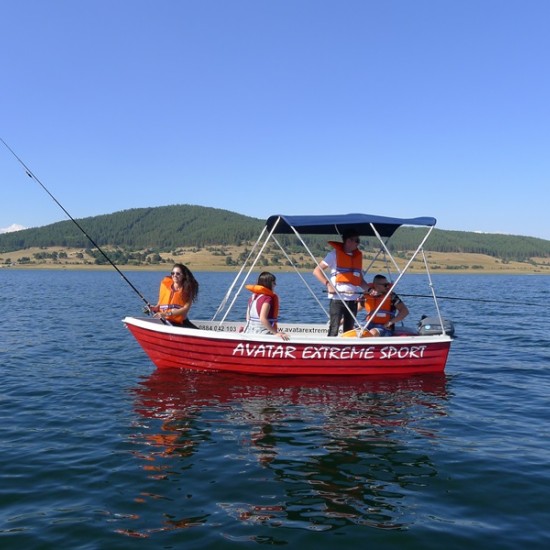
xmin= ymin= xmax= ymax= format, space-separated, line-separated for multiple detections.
xmin=1 ymin=137 xmax=154 ymax=312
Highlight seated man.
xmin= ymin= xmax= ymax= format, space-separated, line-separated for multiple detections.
xmin=360 ymin=274 xmax=409 ymax=336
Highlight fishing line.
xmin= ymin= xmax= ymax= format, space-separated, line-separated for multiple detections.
xmin=1 ymin=137 xmax=153 ymax=311
xmin=401 ymin=293 xmax=539 ymax=307
xmin=323 ymin=290 xmax=537 ymax=308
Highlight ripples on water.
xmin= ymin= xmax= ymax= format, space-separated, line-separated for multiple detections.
xmin=1 ymin=270 xmax=549 ymax=549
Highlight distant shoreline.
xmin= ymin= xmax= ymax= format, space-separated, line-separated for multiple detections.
xmin=2 ymin=263 xmax=548 ymax=275
xmin=2 ymin=246 xmax=550 ymax=275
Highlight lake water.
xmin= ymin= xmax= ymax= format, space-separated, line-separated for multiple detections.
xmin=1 ymin=269 xmax=549 ymax=549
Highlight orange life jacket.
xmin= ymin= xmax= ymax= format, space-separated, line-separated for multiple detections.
xmin=245 ymin=284 xmax=279 ymax=329
xmin=327 ymin=241 xmax=363 ymax=286
xmin=158 ymin=276 xmax=188 ymax=325
xmin=363 ymin=284 xmax=394 ymax=325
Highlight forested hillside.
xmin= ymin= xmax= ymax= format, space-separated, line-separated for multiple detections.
xmin=0 ymin=205 xmax=263 ymax=250
xmin=1 ymin=204 xmax=550 ymax=263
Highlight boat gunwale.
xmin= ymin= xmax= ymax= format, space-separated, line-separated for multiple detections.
xmin=123 ymin=316 xmax=453 ymax=345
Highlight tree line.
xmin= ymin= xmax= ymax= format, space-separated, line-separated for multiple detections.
xmin=1 ymin=204 xmax=550 ymax=263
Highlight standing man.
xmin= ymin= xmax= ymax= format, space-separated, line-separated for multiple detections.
xmin=313 ymin=228 xmax=370 ymax=336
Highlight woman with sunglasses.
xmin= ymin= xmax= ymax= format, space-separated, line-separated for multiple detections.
xmin=150 ymin=263 xmax=199 ymax=328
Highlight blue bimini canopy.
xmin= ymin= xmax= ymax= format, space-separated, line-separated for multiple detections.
xmin=265 ymin=213 xmax=437 ymax=238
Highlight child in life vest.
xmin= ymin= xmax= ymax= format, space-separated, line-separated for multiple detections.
xmin=243 ymin=272 xmax=289 ymax=340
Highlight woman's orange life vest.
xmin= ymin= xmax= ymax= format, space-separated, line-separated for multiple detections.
xmin=327 ymin=241 xmax=363 ymax=286
xmin=158 ymin=276 xmax=189 ymax=325
xmin=245 ymin=284 xmax=280 ymax=329
xmin=363 ymin=284 xmax=394 ymax=325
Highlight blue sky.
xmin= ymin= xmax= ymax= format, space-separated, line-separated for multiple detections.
xmin=1 ymin=0 xmax=549 ymax=239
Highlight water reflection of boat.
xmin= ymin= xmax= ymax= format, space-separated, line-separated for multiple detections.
xmin=130 ymin=370 xmax=449 ymax=531
xmin=134 ymin=369 xmax=448 ymax=421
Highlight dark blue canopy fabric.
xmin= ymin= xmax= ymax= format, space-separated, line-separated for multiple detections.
xmin=265 ymin=213 xmax=436 ymax=238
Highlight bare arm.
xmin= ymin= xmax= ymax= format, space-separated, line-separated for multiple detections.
xmin=313 ymin=261 xmax=334 ymax=292
xmin=259 ymin=302 xmax=289 ymax=340
xmin=170 ymin=302 xmax=191 ymax=320
xmin=387 ymin=299 xmax=409 ymax=327
xmin=259 ymin=302 xmax=275 ymax=333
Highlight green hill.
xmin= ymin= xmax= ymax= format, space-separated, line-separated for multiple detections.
xmin=1 ymin=204 xmax=550 ymax=264
xmin=0 ymin=205 xmax=263 ymax=250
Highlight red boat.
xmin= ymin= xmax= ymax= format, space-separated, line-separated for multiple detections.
xmin=124 ymin=213 xmax=454 ymax=376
